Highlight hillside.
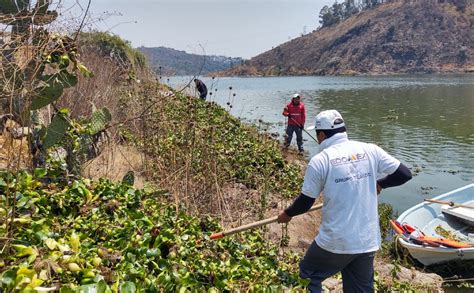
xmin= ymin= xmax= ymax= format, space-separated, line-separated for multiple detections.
xmin=138 ymin=46 xmax=244 ymax=75
xmin=220 ymin=1 xmax=474 ymax=76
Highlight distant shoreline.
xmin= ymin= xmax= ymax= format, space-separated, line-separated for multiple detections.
xmin=207 ymin=71 xmax=474 ymax=78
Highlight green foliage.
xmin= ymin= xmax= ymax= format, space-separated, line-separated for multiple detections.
xmin=1 ymin=10 xmax=76 ymax=117
xmin=319 ymin=0 xmax=385 ymax=28
xmin=122 ymin=171 xmax=135 ymax=186
xmin=89 ymin=107 xmax=112 ymax=135
xmin=0 ymin=171 xmax=306 ymax=291
xmin=378 ymin=202 xmax=394 ymax=241
xmin=319 ymin=3 xmax=345 ymax=28
xmin=0 ymin=0 xmax=35 ymax=14
xmin=32 ymin=71 xmax=78 ymax=110
xmin=42 ymin=110 xmax=69 ymax=149
xmin=374 ymin=271 xmax=420 ymax=291
xmin=39 ymin=107 xmax=111 ymax=174
xmin=0 ymin=0 xmax=21 ymax=14
xmin=80 ymin=31 xmax=147 ymax=70
xmin=30 ymin=34 xmax=84 ymax=111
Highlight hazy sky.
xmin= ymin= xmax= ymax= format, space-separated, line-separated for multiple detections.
xmin=60 ymin=0 xmax=334 ymax=58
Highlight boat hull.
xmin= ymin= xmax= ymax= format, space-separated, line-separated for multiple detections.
xmin=398 ymin=239 xmax=474 ymax=266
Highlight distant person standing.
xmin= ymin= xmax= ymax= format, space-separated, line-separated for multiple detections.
xmin=194 ymin=78 xmax=208 ymax=100
xmin=282 ymin=93 xmax=306 ymax=153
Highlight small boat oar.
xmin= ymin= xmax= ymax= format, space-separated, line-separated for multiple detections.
xmin=424 ymin=198 xmax=474 ymax=209
xmin=210 ymin=204 xmax=323 ymax=240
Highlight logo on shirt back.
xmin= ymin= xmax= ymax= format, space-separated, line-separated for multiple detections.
xmin=330 ymin=153 xmax=368 ymax=166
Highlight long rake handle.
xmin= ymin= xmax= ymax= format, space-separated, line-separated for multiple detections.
xmin=210 ymin=204 xmax=323 ymax=240
xmin=288 ymin=116 xmax=318 ymax=143
xmin=424 ymin=198 xmax=474 ymax=209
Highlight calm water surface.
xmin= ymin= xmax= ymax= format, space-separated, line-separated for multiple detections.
xmin=168 ymin=75 xmax=474 ymax=215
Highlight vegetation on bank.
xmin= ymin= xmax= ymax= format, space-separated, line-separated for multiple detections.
xmin=78 ymin=32 xmax=147 ymax=81
xmin=0 ymin=171 xmax=306 ymax=291
xmin=0 ymin=170 xmax=437 ymax=292
xmin=121 ymin=83 xmax=302 ymax=217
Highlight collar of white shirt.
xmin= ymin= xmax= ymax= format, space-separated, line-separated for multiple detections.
xmin=318 ymin=132 xmax=348 ymax=153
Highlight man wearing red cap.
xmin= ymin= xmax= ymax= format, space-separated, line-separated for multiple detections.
xmin=282 ymin=93 xmax=306 ymax=153
xmin=277 ymin=110 xmax=412 ymax=292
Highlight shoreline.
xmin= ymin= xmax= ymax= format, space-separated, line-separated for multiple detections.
xmin=210 ymin=71 xmax=474 ymax=78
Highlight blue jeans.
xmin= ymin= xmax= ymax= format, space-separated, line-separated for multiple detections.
xmin=286 ymin=124 xmax=303 ymax=151
xmin=300 ymin=241 xmax=375 ymax=293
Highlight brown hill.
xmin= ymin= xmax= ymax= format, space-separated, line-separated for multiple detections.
xmin=219 ymin=1 xmax=474 ymax=76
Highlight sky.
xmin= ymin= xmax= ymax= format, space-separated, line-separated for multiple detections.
xmin=59 ymin=0 xmax=334 ymax=59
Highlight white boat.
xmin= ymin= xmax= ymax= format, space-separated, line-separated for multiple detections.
xmin=396 ymin=183 xmax=474 ymax=266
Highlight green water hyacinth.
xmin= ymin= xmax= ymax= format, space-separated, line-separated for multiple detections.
xmin=0 ymin=171 xmax=307 ymax=291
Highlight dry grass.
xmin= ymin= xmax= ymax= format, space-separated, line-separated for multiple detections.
xmin=0 ymin=133 xmax=31 ymax=171
xmin=83 ymin=145 xmax=146 ymax=189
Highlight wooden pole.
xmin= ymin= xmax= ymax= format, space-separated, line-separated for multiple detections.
xmin=424 ymin=198 xmax=474 ymax=209
xmin=288 ymin=116 xmax=318 ymax=143
xmin=210 ymin=204 xmax=323 ymax=240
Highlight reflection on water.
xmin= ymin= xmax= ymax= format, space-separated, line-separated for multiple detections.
xmin=168 ymin=75 xmax=474 ymax=214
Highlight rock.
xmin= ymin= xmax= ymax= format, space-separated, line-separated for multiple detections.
xmin=327 ymin=57 xmax=342 ymax=67
xmin=0 ymin=119 xmax=32 ymax=139
xmin=376 ymin=262 xmax=443 ymax=289
xmin=308 ymin=263 xmax=443 ymax=291
xmin=233 ymin=183 xmax=247 ymax=190
xmin=10 ymin=127 xmax=31 ymax=139
xmin=322 ymin=278 xmax=342 ymax=291
xmin=49 ymin=147 xmax=67 ymax=161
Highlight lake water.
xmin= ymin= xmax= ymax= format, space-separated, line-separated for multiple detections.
xmin=167 ymin=75 xmax=474 ymax=215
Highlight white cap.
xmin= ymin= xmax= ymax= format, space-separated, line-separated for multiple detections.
xmin=307 ymin=110 xmax=345 ymax=130
xmin=292 ymin=93 xmax=301 ymax=98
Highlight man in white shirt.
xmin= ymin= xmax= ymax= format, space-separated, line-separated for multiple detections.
xmin=277 ymin=110 xmax=412 ymax=292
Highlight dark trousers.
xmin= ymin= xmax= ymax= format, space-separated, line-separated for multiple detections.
xmin=286 ymin=124 xmax=303 ymax=151
xmin=300 ymin=241 xmax=375 ymax=293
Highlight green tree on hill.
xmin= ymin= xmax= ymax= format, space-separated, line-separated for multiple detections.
xmin=319 ymin=0 xmax=383 ymax=28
